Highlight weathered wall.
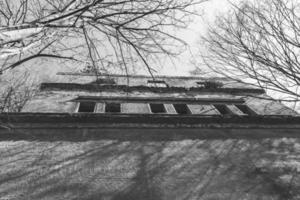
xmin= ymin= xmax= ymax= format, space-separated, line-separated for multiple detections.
xmin=0 ymin=138 xmax=299 ymax=200
xmin=21 ymin=73 xmax=299 ymax=115
xmin=54 ymin=73 xmax=253 ymax=89
xmin=22 ymin=90 xmax=298 ymax=115
xmin=9 ymin=74 xmax=299 ymax=200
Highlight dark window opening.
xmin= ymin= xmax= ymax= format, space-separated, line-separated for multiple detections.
xmin=78 ymin=102 xmax=96 ymax=112
xmin=197 ymin=81 xmax=223 ymax=89
xmin=213 ymin=104 xmax=232 ymax=115
xmin=196 ymin=82 xmax=206 ymax=88
xmin=91 ymin=78 xmax=116 ymax=85
xmin=148 ymin=80 xmax=166 ymax=84
xmin=149 ymin=103 xmax=166 ymax=113
xmin=173 ymin=104 xmax=191 ymax=115
xmin=235 ymin=104 xmax=256 ymax=115
xmin=105 ymin=103 xmax=121 ymax=113
xmin=147 ymin=80 xmax=168 ymax=87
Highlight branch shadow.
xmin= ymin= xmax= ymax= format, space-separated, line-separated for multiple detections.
xmin=0 ymin=136 xmax=298 ymax=200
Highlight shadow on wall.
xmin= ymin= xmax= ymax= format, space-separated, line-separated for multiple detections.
xmin=0 ymin=136 xmax=299 ymax=200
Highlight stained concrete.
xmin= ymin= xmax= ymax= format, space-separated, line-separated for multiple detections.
xmin=22 ymin=90 xmax=298 ymax=116
xmin=0 ymin=139 xmax=299 ymax=200
xmin=1 ymin=74 xmax=300 ymax=200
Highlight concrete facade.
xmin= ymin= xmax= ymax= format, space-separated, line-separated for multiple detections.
xmin=1 ymin=73 xmax=300 ymax=200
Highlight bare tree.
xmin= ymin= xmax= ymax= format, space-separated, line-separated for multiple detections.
xmin=0 ymin=0 xmax=206 ymax=76
xmin=199 ymin=0 xmax=300 ymax=104
xmin=0 ymin=71 xmax=37 ymax=112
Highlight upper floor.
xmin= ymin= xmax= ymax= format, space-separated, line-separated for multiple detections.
xmin=49 ymin=72 xmax=261 ymax=89
xmin=21 ymin=73 xmax=298 ymax=116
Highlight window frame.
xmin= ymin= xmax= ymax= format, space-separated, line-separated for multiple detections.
xmin=149 ymin=103 xmax=167 ymax=114
xmin=105 ymin=102 xmax=121 ymax=113
xmin=173 ymin=104 xmax=191 ymax=115
xmin=77 ymin=101 xmax=96 ymax=113
xmin=213 ymin=104 xmax=234 ymax=115
xmin=234 ymin=104 xmax=257 ymax=116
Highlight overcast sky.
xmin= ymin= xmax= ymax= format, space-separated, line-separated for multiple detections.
xmin=158 ymin=0 xmax=238 ymax=76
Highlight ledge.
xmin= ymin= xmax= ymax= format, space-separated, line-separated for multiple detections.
xmin=1 ymin=113 xmax=300 ymax=140
xmin=40 ymin=83 xmax=265 ymax=94
xmin=74 ymin=96 xmax=245 ymax=104
xmin=1 ymin=113 xmax=299 ymax=125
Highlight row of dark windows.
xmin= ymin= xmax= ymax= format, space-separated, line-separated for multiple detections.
xmin=77 ymin=102 xmax=255 ymax=116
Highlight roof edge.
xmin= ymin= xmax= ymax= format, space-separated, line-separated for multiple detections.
xmin=40 ymin=83 xmax=266 ymax=94
xmin=56 ymin=72 xmax=231 ymax=80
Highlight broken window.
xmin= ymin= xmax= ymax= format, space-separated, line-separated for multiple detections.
xmin=105 ymin=103 xmax=121 ymax=113
xmin=149 ymin=103 xmax=166 ymax=113
xmin=78 ymin=102 xmax=96 ymax=112
xmin=173 ymin=104 xmax=191 ymax=115
xmin=147 ymin=80 xmax=168 ymax=87
xmin=235 ymin=104 xmax=256 ymax=116
xmin=213 ymin=104 xmax=233 ymax=115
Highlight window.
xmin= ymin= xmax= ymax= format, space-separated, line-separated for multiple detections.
xmin=149 ymin=103 xmax=166 ymax=113
xmin=91 ymin=78 xmax=116 ymax=85
xmin=196 ymin=82 xmax=206 ymax=88
xmin=105 ymin=103 xmax=121 ymax=113
xmin=235 ymin=104 xmax=256 ymax=116
xmin=78 ymin=102 xmax=96 ymax=112
xmin=213 ymin=104 xmax=232 ymax=115
xmin=197 ymin=81 xmax=223 ymax=89
xmin=147 ymin=80 xmax=168 ymax=87
xmin=173 ymin=104 xmax=191 ymax=115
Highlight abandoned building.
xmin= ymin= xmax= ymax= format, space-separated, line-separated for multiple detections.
xmin=0 ymin=72 xmax=300 ymax=200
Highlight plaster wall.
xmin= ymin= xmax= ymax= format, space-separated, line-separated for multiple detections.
xmin=8 ymin=75 xmax=299 ymax=200
xmin=0 ymin=138 xmax=299 ymax=200
xmin=53 ymin=73 xmax=256 ymax=89
xmin=22 ymin=90 xmax=298 ymax=115
xmin=53 ymin=74 xmax=200 ymax=86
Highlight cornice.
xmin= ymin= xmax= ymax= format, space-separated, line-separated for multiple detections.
xmin=40 ymin=83 xmax=265 ymax=94
xmin=1 ymin=113 xmax=299 ymax=125
xmin=1 ymin=113 xmax=299 ymax=140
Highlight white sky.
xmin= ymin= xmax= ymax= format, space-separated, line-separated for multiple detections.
xmin=158 ymin=0 xmax=238 ymax=76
